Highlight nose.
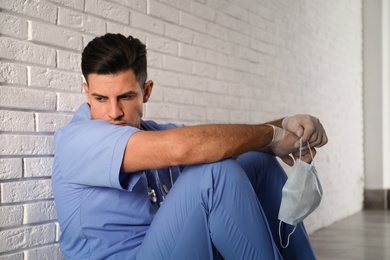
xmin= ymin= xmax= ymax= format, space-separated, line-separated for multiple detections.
xmin=108 ymin=101 xmax=124 ymax=120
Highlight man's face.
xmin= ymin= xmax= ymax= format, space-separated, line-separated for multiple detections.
xmin=83 ymin=69 xmax=153 ymax=128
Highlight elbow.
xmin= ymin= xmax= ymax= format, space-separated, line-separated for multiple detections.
xmin=168 ymin=142 xmax=193 ymax=166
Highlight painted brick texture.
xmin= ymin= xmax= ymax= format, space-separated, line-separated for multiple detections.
xmin=0 ymin=0 xmax=363 ymax=258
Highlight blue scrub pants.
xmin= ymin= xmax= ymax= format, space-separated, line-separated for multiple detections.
xmin=136 ymin=152 xmax=316 ymax=259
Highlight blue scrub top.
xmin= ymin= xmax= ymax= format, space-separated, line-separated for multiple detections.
xmin=52 ymin=103 xmax=182 ymax=259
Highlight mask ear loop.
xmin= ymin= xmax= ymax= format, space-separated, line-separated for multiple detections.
xmin=307 ymin=141 xmax=315 ymax=165
xmin=279 ymin=221 xmax=297 ymax=248
xmin=298 ymin=138 xmax=303 ymax=160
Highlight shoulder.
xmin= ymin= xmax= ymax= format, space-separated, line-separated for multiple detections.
xmin=141 ymin=120 xmax=185 ymax=131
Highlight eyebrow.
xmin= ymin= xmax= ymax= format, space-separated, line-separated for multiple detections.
xmin=91 ymin=91 xmax=138 ymax=99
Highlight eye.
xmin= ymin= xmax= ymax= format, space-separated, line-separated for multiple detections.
xmin=120 ymin=94 xmax=135 ymax=100
xmin=94 ymin=96 xmax=107 ymax=102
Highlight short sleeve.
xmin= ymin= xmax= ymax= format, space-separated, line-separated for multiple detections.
xmin=54 ymin=119 xmax=140 ymax=190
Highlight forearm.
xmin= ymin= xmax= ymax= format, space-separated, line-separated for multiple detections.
xmin=122 ymin=123 xmax=275 ymax=172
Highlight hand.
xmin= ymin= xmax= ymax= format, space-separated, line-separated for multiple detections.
xmin=268 ymin=126 xmax=316 ymax=166
xmin=282 ymin=115 xmax=328 ymax=148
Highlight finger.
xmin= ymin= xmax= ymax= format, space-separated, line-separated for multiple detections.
xmin=311 ymin=132 xmax=328 ymax=148
xmin=301 ymin=148 xmax=316 ymax=163
xmin=289 ymin=122 xmax=304 ymax=139
xmin=295 ymin=127 xmax=315 ymax=148
xmin=301 ymin=124 xmax=316 ymax=143
xmin=281 ymin=155 xmax=294 ymax=166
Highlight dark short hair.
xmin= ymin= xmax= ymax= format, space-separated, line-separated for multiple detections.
xmin=82 ymin=33 xmax=147 ymax=86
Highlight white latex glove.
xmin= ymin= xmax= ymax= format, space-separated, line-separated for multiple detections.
xmin=267 ymin=124 xmax=316 ymax=166
xmin=282 ymin=115 xmax=328 ymax=148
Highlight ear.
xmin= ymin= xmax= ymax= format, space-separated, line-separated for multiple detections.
xmin=143 ymin=80 xmax=154 ymax=103
xmin=83 ymin=83 xmax=90 ymax=103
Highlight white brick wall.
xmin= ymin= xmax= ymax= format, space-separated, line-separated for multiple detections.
xmin=0 ymin=0 xmax=363 ymax=258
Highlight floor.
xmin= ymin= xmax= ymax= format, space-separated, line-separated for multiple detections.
xmin=309 ymin=210 xmax=390 ymax=260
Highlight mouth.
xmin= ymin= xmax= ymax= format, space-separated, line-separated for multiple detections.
xmin=112 ymin=122 xmax=128 ymax=126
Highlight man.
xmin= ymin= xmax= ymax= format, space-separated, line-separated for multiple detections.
xmin=52 ymin=33 xmax=327 ymax=259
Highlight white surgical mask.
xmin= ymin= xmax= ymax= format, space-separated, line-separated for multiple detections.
xmin=278 ymin=139 xmax=323 ymax=248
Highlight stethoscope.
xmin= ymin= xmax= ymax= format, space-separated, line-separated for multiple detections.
xmin=147 ymin=167 xmax=174 ymax=206
xmin=140 ymin=122 xmax=175 ymax=206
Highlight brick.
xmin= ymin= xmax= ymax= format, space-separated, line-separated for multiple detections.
xmin=217 ymin=39 xmax=236 ymax=55
xmin=24 ymin=157 xmax=54 ymax=177
xmin=147 ymin=50 xmax=164 ymax=69
xmin=192 ymin=61 xmax=217 ymax=78
xmin=24 ymin=201 xmax=57 ymax=224
xmin=229 ymin=30 xmax=250 ymax=47
xmin=148 ymin=0 xmax=179 ymax=24
xmin=163 ymin=88 xmax=193 ymax=105
xmin=239 ymin=97 xmax=258 ymax=110
xmin=0 ymin=110 xmax=34 ymax=132
xmin=0 ymin=38 xmax=56 ymax=67
xmin=85 ymin=0 xmax=129 ymax=24
xmin=206 ymin=107 xmax=230 ymax=123
xmin=250 ymin=38 xmax=270 ymax=54
xmin=230 ymin=109 xmax=250 ymax=123
xmin=147 ymin=35 xmax=178 ymax=56
xmin=256 ymin=4 xmax=274 ymax=21
xmin=238 ymin=46 xmax=259 ymax=63
xmin=0 ymin=224 xmax=56 ymax=252
xmin=29 ymin=21 xmax=83 ymax=51
xmin=165 ymin=23 xmax=194 ymax=43
xmin=216 ymin=95 xmax=240 ymax=109
xmin=130 ymin=11 xmax=164 ymax=35
xmin=192 ymin=91 xmax=219 ymax=107
xmin=216 ymin=67 xmax=242 ymax=83
xmin=0 ymin=86 xmax=56 ymax=111
xmin=0 ymin=205 xmax=23 ymax=227
xmin=29 ymin=67 xmax=82 ymax=92
xmin=0 ymin=135 xmax=54 ymax=156
xmin=178 ymin=74 xmax=208 ymax=91
xmin=1 ymin=180 xmax=53 ymax=203
xmin=25 ymin=244 xmax=64 ymax=260
xmin=57 ymin=92 xmax=86 ymax=112
xmin=206 ymin=79 xmax=230 ymax=94
xmin=48 ymin=0 xmax=84 ymax=10
xmin=146 ymin=82 xmax=163 ymax=102
xmin=193 ymin=32 xmax=218 ymax=51
xmin=248 ymin=12 xmax=267 ymax=30
xmin=0 ymin=158 xmax=23 ymax=179
xmin=57 ymin=50 xmax=81 ymax=72
xmin=58 ymin=8 xmax=106 ymax=35
xmin=190 ymin=1 xmax=215 ymax=21
xmin=226 ymin=56 xmax=249 ymax=72
xmin=0 ymin=252 xmax=24 ymax=260
xmin=145 ymin=102 xmax=179 ymax=120
xmin=159 ymin=0 xmax=190 ymax=11
xmin=110 ymin=0 xmax=147 ymax=13
xmin=180 ymin=12 xmax=207 ymax=33
xmin=148 ymin=68 xmax=179 ymax=88
xmin=0 ymin=13 xmax=28 ymax=39
xmin=36 ymin=113 xmax=72 ymax=132
xmin=179 ymin=43 xmax=206 ymax=61
xmin=83 ymin=34 xmax=95 ymax=49
xmin=0 ymin=61 xmax=27 ymax=85
xmin=206 ymin=49 xmax=228 ymax=67
xmin=215 ymin=12 xmax=237 ymax=31
xmin=0 ymin=0 xmax=57 ymax=23
xmin=179 ymin=105 xmax=206 ymax=122
xmin=206 ymin=23 xmax=229 ymax=41
xmin=163 ymin=55 xmax=192 ymax=74
xmin=211 ymin=0 xmax=249 ymax=22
